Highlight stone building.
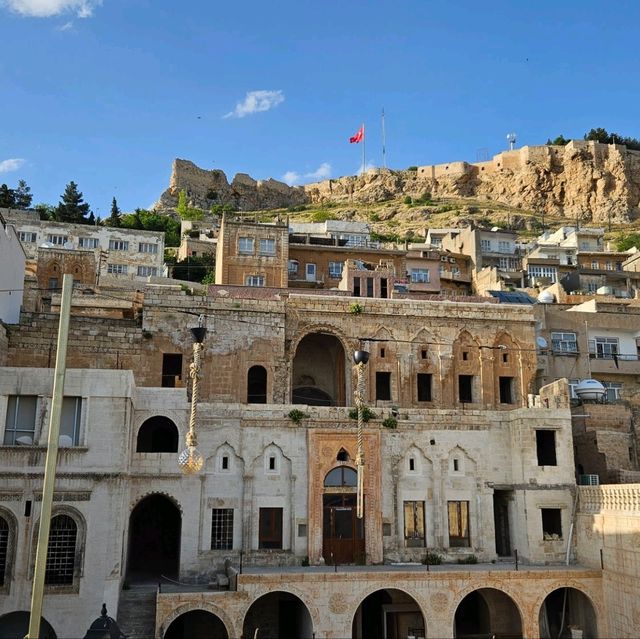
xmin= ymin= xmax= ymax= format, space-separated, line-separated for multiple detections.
xmin=2 ymin=208 xmax=165 ymax=282
xmin=0 ymin=212 xmax=25 ymax=324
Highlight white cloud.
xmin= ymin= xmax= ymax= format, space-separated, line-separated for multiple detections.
xmin=0 ymin=158 xmax=26 ymax=173
xmin=58 ymin=19 xmax=73 ymax=30
xmin=2 ymin=0 xmax=102 ymax=18
xmin=282 ymin=163 xmax=332 ymax=186
xmin=224 ymin=90 xmax=284 ymax=119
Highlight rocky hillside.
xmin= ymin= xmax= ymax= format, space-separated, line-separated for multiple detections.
xmin=155 ymin=141 xmax=640 ymax=226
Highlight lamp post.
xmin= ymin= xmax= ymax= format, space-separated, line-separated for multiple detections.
xmin=353 ymin=349 xmax=370 ymax=519
xmin=178 ymin=315 xmax=207 ymax=474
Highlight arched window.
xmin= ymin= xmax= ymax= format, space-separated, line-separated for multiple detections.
xmin=136 ymin=417 xmax=179 ymax=453
xmin=247 ymin=366 xmax=267 ymax=404
xmin=336 ymin=448 xmax=350 ymax=462
xmin=324 ymin=466 xmax=357 ymax=487
xmin=45 ymin=514 xmax=77 ymax=585
xmin=0 ymin=516 xmax=9 ymax=586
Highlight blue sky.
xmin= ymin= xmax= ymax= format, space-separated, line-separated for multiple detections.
xmin=1 ymin=0 xmax=639 ymax=215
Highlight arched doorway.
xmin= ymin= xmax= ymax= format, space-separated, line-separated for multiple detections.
xmin=136 ymin=417 xmax=179 ymax=453
xmin=454 ymin=588 xmax=522 ymax=638
xmin=323 ymin=466 xmax=364 ymax=564
xmin=539 ymin=588 xmax=598 ymax=638
xmin=0 ymin=612 xmax=56 ymax=639
xmin=292 ymin=333 xmax=346 ymax=406
xmin=127 ymin=494 xmax=181 ymax=582
xmin=352 ymin=589 xmax=425 ymax=639
xmin=243 ymin=591 xmax=313 ymax=639
xmin=247 ymin=366 xmax=268 ymax=403
xmin=164 ymin=610 xmax=228 ymax=639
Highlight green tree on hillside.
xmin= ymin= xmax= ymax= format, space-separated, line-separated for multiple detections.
xmin=55 ymin=181 xmax=91 ymax=224
xmin=616 ymin=233 xmax=640 ymax=252
xmin=14 ymin=180 xmax=33 ymax=208
xmin=546 ymin=135 xmax=570 ymax=146
xmin=176 ymin=189 xmax=204 ymax=221
xmin=106 ymin=196 xmax=122 ymax=227
xmin=120 ymin=208 xmax=181 ymax=246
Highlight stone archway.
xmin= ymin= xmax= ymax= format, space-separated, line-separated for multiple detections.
xmin=292 ymin=332 xmax=347 ymax=406
xmin=164 ymin=609 xmax=229 ymax=639
xmin=126 ymin=494 xmax=181 ymax=582
xmin=243 ymin=591 xmax=313 ymax=639
xmin=0 ymin=611 xmax=57 ymax=639
xmin=539 ymin=587 xmax=598 ymax=638
xmin=136 ymin=416 xmax=179 ymax=452
xmin=352 ymin=588 xmax=426 ymax=639
xmin=453 ymin=587 xmax=523 ymax=638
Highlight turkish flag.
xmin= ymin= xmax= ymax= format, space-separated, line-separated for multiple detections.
xmin=349 ymin=125 xmax=364 ymax=144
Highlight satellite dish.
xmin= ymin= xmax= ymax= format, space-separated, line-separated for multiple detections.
xmin=536 ymin=336 xmax=548 ymax=349
xmin=59 ymin=435 xmax=73 ymax=447
xmin=16 ymin=435 xmax=33 ymax=445
xmin=507 ymin=132 xmax=517 ymax=150
xmin=538 ymin=290 xmax=556 ymax=304
xmin=39 ymin=241 xmax=55 ymax=248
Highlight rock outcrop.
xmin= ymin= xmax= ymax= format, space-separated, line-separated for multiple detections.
xmin=155 ymin=141 xmax=640 ymax=223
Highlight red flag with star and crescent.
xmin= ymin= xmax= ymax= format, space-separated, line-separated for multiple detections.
xmin=349 ymin=125 xmax=364 ymax=144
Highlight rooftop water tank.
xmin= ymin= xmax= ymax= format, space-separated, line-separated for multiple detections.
xmin=537 ymin=289 xmax=555 ymax=304
xmin=574 ymin=379 xmax=606 ymax=402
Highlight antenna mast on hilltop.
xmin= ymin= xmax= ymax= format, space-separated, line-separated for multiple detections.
xmin=381 ymin=108 xmax=387 ymax=168
xmin=507 ymin=132 xmax=517 ymax=151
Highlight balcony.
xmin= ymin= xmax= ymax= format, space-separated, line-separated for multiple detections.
xmin=588 ymin=352 xmax=640 ymax=375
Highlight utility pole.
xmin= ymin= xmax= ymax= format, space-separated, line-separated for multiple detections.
xmin=27 ymin=274 xmax=73 ymax=639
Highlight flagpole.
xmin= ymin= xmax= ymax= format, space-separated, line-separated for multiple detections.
xmin=381 ymin=108 xmax=386 ymax=168
xmin=362 ymin=123 xmax=366 ymax=176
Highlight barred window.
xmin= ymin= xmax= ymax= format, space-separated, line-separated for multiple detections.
xmin=45 ymin=515 xmax=77 ymax=585
xmin=211 ymin=509 xmax=233 ymax=550
xmin=0 ymin=516 xmax=8 ymax=586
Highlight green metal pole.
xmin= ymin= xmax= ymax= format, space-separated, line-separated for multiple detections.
xmin=26 ymin=274 xmax=73 ymax=639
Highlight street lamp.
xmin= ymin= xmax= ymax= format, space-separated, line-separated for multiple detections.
xmin=353 ymin=349 xmax=370 ymax=519
xmin=178 ymin=315 xmax=207 ymax=474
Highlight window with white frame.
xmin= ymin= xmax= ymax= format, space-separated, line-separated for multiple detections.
xmin=18 ymin=231 xmax=37 ymax=242
xmin=138 ymin=242 xmax=158 ymax=254
xmin=60 ymin=397 xmax=82 ymax=446
xmin=602 ymin=382 xmax=623 ymax=402
xmin=238 ymin=237 xmax=254 ymax=254
xmin=328 ymin=261 xmax=343 ymax=278
xmin=211 ymin=508 xmax=233 ymax=550
xmin=589 ymin=337 xmax=619 ymax=359
xmin=47 ymin=234 xmax=67 ymax=246
xmin=499 ymin=257 xmax=519 ymax=270
xmin=108 ymin=239 xmax=129 ymax=251
xmin=410 ymin=268 xmax=430 ymax=283
xmin=288 ymin=260 xmax=299 ymax=276
xmin=245 ymin=275 xmax=265 ymax=287
xmin=498 ymin=240 xmax=510 ymax=253
xmin=137 ymin=266 xmax=158 ymax=277
xmin=551 ymin=331 xmax=578 ymax=353
xmin=480 ymin=239 xmax=491 ymax=251
xmin=590 ymin=260 xmax=599 ymax=269
xmin=78 ymin=237 xmax=99 ymax=249
xmin=259 ymin=238 xmax=276 ymax=255
xmin=3 ymin=395 xmax=37 ymax=445
xmin=528 ymin=265 xmax=558 ymax=283
xmin=107 ymin=263 xmax=127 ymax=275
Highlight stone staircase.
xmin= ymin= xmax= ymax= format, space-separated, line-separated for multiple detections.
xmin=117 ymin=584 xmax=158 ymax=639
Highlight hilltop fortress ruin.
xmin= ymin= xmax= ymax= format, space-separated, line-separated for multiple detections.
xmin=156 ymin=141 xmax=640 ymax=223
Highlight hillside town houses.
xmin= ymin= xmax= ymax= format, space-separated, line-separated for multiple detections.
xmin=0 ymin=206 xmax=639 ymax=638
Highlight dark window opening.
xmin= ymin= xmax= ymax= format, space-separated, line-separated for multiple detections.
xmin=353 ymin=277 xmax=361 ymax=296
xmin=136 ymin=417 xmax=179 ymax=453
xmin=499 ymin=376 xmax=514 ymax=404
xmin=453 ymin=458 xmax=459 ymax=472
xmin=380 ymin=347 xmax=385 ymax=358
xmin=381 ymin=278 xmax=388 ymax=298
xmin=268 ymin=455 xmax=276 ymax=471
xmin=247 ymin=365 xmax=267 ymax=403
xmin=24 ymin=500 xmax=32 ymax=517
xmin=366 ymin=277 xmax=374 ymax=298
xmin=45 ymin=514 xmax=77 ymax=585
xmin=376 ymin=371 xmax=392 ymax=401
xmin=336 ymin=448 xmax=350 ymax=462
xmin=211 ymin=509 xmax=233 ymax=550
xmin=541 ymin=508 xmax=562 ymax=539
xmin=462 ymin=351 xmax=469 ymax=361
xmin=162 ymin=353 xmax=183 ymax=388
xmin=409 ymin=457 xmax=415 ymax=471
xmin=536 ymin=430 xmax=557 ymax=466
xmin=259 ymin=507 xmax=283 ymax=549
xmin=448 ymin=501 xmax=470 ymax=547
xmin=421 ymin=349 xmax=427 ymax=359
xmin=324 ymin=466 xmax=357 ymax=487
xmin=502 ymin=353 xmax=509 ymax=363
xmin=458 ymin=375 xmax=473 ymax=403
xmin=417 ymin=373 xmax=432 ymax=402
xmin=221 ymin=455 xmax=229 ymax=470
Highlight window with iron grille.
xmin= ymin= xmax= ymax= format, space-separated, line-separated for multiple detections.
xmin=211 ymin=509 xmax=233 ymax=550
xmin=3 ymin=395 xmax=37 ymax=445
xmin=0 ymin=516 xmax=8 ymax=586
xmin=45 ymin=515 xmax=77 ymax=585
xmin=403 ymin=501 xmax=425 ymax=547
